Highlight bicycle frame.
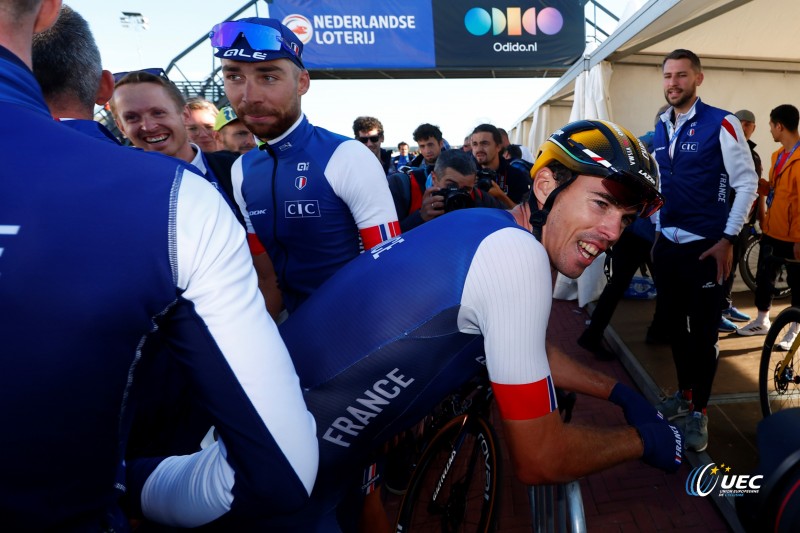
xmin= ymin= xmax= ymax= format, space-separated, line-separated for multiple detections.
xmin=774 ymin=331 xmax=800 ymax=389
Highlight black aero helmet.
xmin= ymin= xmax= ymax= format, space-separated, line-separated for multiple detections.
xmin=528 ymin=120 xmax=663 ymax=239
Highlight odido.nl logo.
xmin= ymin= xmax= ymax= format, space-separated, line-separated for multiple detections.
xmin=686 ymin=463 xmax=762 ymax=498
xmin=464 ymin=6 xmax=564 ymax=36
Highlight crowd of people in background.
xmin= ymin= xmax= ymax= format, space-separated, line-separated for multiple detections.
xmin=5 ymin=1 xmax=798 ymax=531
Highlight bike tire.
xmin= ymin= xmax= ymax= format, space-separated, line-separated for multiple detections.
xmin=759 ymin=307 xmax=800 ymax=417
xmin=740 ymin=234 xmax=792 ymax=299
xmin=395 ymin=414 xmax=501 ymax=533
xmin=740 ymin=234 xmax=759 ymax=293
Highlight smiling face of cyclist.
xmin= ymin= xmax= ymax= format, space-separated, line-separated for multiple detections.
xmin=113 ymin=81 xmax=195 ymax=163
xmin=221 ymin=58 xmax=309 ymax=141
xmin=535 ymin=172 xmax=637 ymax=280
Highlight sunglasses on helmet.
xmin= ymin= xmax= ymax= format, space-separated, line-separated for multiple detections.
xmin=209 ymin=21 xmax=300 ymax=60
xmin=553 ymin=136 xmax=664 ymax=218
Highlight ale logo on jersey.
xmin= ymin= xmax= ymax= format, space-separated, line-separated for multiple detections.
xmin=464 ymin=6 xmax=564 ymax=36
xmin=283 ymin=14 xmax=313 ymax=44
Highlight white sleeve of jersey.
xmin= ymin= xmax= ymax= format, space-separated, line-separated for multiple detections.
xmin=141 ymin=170 xmax=318 ymax=526
xmin=325 ymin=139 xmax=399 ymax=230
xmin=457 ymin=227 xmax=553 ymax=385
xmin=720 ymin=115 xmax=759 ymax=236
xmin=230 ymin=156 xmax=255 ymax=234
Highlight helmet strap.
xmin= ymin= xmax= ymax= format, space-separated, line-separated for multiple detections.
xmin=528 ymin=175 xmax=577 ymax=242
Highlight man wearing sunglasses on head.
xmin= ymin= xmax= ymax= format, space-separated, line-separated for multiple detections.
xmin=211 ymin=18 xmax=400 ymax=320
xmin=110 ymin=69 xmax=244 ymax=224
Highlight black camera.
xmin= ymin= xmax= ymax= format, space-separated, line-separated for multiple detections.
xmin=435 ymin=186 xmax=475 ymax=212
xmin=475 ymin=168 xmax=497 ymax=192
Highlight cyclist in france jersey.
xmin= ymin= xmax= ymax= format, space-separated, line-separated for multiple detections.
xmin=213 ymin=18 xmax=401 ymax=316
xmin=0 ymin=0 xmax=317 ymax=529
xmin=266 ymin=120 xmax=684 ymax=531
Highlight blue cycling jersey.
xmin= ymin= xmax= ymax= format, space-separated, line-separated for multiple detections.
xmin=0 ymin=45 xmax=317 ymax=530
xmin=260 ymin=208 xmax=556 ymax=531
xmin=232 ymin=115 xmax=399 ymax=313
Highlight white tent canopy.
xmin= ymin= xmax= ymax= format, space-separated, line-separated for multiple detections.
xmin=511 ymin=0 xmax=800 ymax=156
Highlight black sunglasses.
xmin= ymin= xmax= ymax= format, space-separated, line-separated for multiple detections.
xmin=357 ymin=135 xmax=381 ymax=144
xmin=113 ymin=68 xmax=169 ymax=84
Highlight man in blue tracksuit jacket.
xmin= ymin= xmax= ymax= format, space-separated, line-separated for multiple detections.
xmin=652 ymin=49 xmax=757 ymax=453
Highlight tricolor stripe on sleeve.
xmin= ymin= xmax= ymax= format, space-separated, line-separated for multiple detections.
xmin=247 ymin=232 xmax=266 ymax=256
xmin=360 ymin=221 xmax=401 ymax=250
xmin=492 ymin=375 xmax=557 ymax=421
xmin=721 ymin=118 xmax=738 ymax=140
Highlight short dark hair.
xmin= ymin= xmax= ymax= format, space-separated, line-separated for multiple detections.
xmin=397 ymin=141 xmax=408 ymax=150
xmin=770 ymin=104 xmax=800 ymax=133
xmin=545 ymin=161 xmax=575 ymax=185
xmin=662 ymin=49 xmax=701 ymax=71
xmin=32 ymin=5 xmax=102 ymax=112
xmin=506 ymin=144 xmax=523 ymax=160
xmin=434 ymin=149 xmax=477 ymax=178
xmin=413 ymin=123 xmax=442 ymax=143
xmin=352 ymin=116 xmax=383 ymax=137
xmin=110 ymin=71 xmax=185 ymax=119
xmin=471 ymin=123 xmax=502 ymax=145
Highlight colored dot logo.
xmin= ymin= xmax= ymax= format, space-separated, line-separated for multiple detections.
xmin=464 ymin=6 xmax=563 ymax=36
xmin=282 ymin=14 xmax=313 ymax=44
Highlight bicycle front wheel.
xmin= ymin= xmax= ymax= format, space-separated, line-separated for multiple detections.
xmin=395 ymin=414 xmax=500 ymax=533
xmin=759 ymin=307 xmax=800 ymax=417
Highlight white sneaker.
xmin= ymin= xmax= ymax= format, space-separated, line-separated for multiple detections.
xmin=777 ymin=330 xmax=799 ymax=351
xmin=737 ymin=320 xmax=771 ymax=336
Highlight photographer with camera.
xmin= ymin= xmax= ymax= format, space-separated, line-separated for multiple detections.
xmin=389 ymin=149 xmax=504 ymax=231
xmin=472 ymin=123 xmax=533 ymax=204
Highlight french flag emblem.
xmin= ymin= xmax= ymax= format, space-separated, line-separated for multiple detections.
xmin=295 ymin=176 xmax=307 ymax=190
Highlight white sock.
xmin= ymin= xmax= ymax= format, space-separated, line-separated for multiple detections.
xmin=756 ymin=310 xmax=770 ymax=324
xmin=788 ymin=322 xmax=800 ymax=335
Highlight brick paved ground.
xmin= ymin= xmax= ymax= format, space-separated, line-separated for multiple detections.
xmin=385 ymin=299 xmax=732 ymax=532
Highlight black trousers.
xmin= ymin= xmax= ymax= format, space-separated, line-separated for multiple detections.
xmin=653 ymin=238 xmax=722 ymax=411
xmin=754 ymin=234 xmax=800 ymax=311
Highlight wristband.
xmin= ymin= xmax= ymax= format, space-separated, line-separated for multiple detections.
xmin=721 ymin=233 xmax=738 ymax=245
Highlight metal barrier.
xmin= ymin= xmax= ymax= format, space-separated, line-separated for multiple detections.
xmin=528 ymin=481 xmax=586 ymax=532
